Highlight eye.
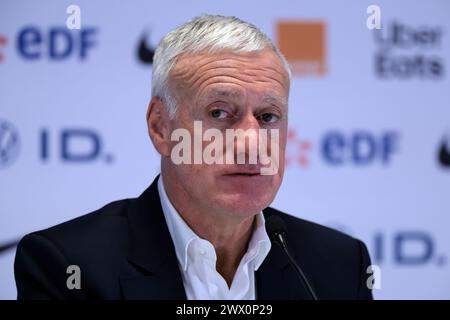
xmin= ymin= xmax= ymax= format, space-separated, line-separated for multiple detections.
xmin=209 ymin=109 xmax=229 ymax=119
xmin=257 ymin=113 xmax=279 ymax=123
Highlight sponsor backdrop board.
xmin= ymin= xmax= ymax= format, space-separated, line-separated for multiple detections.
xmin=1 ymin=0 xmax=449 ymax=299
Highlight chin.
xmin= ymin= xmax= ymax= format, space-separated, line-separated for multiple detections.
xmin=214 ymin=192 xmax=275 ymax=217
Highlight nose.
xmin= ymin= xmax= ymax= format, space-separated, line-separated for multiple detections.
xmin=230 ymin=112 xmax=262 ymax=165
xmin=238 ymin=111 xmax=261 ymax=130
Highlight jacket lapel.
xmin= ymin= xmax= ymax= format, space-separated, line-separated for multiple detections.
xmin=256 ymin=209 xmax=315 ymax=300
xmin=119 ymin=175 xmax=186 ymax=300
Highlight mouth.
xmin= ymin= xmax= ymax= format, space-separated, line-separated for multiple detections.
xmin=219 ymin=168 xmax=269 ymax=192
xmin=221 ymin=165 xmax=266 ymax=177
xmin=225 ymin=172 xmax=260 ymax=176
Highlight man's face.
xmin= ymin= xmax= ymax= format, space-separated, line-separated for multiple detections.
xmin=162 ymin=48 xmax=289 ymax=219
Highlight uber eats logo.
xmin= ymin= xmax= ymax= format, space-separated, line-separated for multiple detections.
xmin=373 ymin=21 xmax=445 ymax=80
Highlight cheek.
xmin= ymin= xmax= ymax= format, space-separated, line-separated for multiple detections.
xmin=279 ymin=133 xmax=288 ymax=155
xmin=175 ymin=163 xmax=215 ymax=184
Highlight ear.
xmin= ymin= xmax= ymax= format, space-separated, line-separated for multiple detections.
xmin=146 ymin=97 xmax=171 ymax=157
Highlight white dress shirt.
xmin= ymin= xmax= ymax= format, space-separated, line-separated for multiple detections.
xmin=157 ymin=175 xmax=272 ymax=300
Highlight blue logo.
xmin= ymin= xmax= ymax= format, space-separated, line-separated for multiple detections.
xmin=321 ymin=130 xmax=399 ymax=166
xmin=438 ymin=134 xmax=450 ymax=168
xmin=325 ymin=222 xmax=446 ymax=267
xmin=0 ymin=119 xmax=20 ymax=169
xmin=39 ymin=127 xmax=114 ymax=163
xmin=373 ymin=231 xmax=445 ymax=266
xmin=17 ymin=26 xmax=98 ymax=61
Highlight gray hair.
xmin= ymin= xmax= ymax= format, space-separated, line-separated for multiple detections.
xmin=151 ymin=14 xmax=291 ymax=118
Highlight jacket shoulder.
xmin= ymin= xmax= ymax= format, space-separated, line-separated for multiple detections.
xmin=34 ymin=198 xmax=132 ymax=243
xmin=264 ymin=207 xmax=373 ymax=299
xmin=264 ymin=206 xmax=358 ymax=246
xmin=17 ymin=198 xmax=135 ymax=272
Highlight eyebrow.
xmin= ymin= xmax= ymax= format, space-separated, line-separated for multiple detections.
xmin=204 ymin=89 xmax=287 ymax=107
xmin=262 ymin=95 xmax=288 ymax=108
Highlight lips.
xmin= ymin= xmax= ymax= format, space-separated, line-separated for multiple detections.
xmin=218 ymin=167 xmax=269 ymax=192
xmin=222 ymin=166 xmax=262 ymax=176
xmin=225 ymin=172 xmax=260 ymax=176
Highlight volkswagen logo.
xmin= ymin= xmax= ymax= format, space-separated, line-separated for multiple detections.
xmin=0 ymin=119 xmax=20 ymax=169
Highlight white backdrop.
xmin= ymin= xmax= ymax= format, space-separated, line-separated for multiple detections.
xmin=1 ymin=0 xmax=449 ymax=299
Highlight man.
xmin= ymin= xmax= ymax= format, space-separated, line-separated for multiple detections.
xmin=15 ymin=15 xmax=373 ymax=300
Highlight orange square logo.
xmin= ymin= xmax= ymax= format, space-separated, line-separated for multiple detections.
xmin=276 ymin=21 xmax=326 ymax=76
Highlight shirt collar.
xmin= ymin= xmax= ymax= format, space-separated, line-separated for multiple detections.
xmin=245 ymin=213 xmax=272 ymax=271
xmin=157 ymin=174 xmax=272 ymax=272
xmin=158 ymin=175 xmax=198 ymax=271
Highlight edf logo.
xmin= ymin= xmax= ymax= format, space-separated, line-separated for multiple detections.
xmin=321 ymin=130 xmax=399 ymax=165
xmin=40 ymin=128 xmax=113 ymax=163
xmin=16 ymin=26 xmax=98 ymax=60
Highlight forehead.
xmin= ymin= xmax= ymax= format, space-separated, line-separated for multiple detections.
xmin=170 ymin=49 xmax=290 ymax=101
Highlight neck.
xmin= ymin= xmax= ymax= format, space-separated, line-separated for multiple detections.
xmin=161 ymin=169 xmax=257 ymax=287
